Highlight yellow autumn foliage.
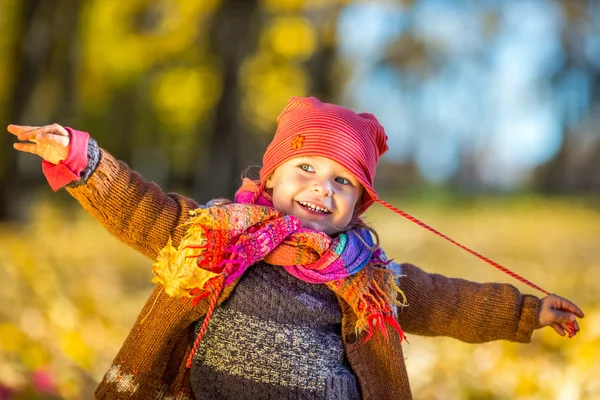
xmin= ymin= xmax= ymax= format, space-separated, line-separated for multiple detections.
xmin=262 ymin=16 xmax=318 ymax=61
xmin=151 ymin=66 xmax=222 ymax=132
xmin=240 ymin=52 xmax=310 ymax=131
xmin=151 ymin=235 xmax=218 ymax=298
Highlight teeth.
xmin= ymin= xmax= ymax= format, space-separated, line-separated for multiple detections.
xmin=299 ymin=201 xmax=329 ymax=213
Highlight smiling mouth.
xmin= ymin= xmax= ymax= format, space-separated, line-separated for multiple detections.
xmin=297 ymin=201 xmax=331 ymax=214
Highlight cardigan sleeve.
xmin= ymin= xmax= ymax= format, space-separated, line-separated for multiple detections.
xmin=65 ymin=148 xmax=200 ymax=260
xmin=396 ymin=263 xmax=539 ymax=343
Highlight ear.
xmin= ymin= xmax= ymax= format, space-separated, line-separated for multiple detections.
xmin=265 ymin=174 xmax=274 ymax=189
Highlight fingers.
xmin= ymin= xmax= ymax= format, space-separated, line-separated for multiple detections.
xmin=550 ymin=321 xmax=578 ymax=338
xmin=548 ymin=308 xmax=577 ymax=325
xmin=7 ymin=124 xmax=36 ymax=134
xmin=559 ymin=298 xmax=585 ymax=319
xmin=551 ymin=323 xmax=565 ymax=337
xmin=538 ymin=295 xmax=584 ymax=338
xmin=550 ymin=300 xmax=581 ymax=338
xmin=7 ymin=125 xmax=40 ymax=140
xmin=9 ymin=123 xmax=70 ymax=164
xmin=565 ymin=320 xmax=580 ymax=338
xmin=561 ymin=321 xmax=574 ymax=337
xmin=554 ymin=295 xmax=584 ymax=338
xmin=13 ymin=142 xmax=39 ymax=155
xmin=7 ymin=123 xmax=68 ymax=141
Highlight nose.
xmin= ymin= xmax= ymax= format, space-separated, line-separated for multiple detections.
xmin=312 ymin=177 xmax=333 ymax=197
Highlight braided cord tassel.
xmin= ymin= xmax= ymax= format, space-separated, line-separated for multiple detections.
xmin=186 ymin=282 xmax=224 ymax=368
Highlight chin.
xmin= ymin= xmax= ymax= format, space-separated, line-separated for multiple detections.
xmin=304 ymin=222 xmax=341 ymax=236
xmin=300 ymin=220 xmax=328 ymax=234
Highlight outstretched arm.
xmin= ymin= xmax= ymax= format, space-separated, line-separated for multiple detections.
xmin=8 ymin=124 xmax=200 ymax=260
xmin=396 ymin=263 xmax=583 ymax=343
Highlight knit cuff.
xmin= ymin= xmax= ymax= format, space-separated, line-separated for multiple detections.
xmin=66 ymin=137 xmax=100 ymax=189
xmin=42 ymin=127 xmax=90 ymax=191
xmin=515 ymin=294 xmax=539 ymax=343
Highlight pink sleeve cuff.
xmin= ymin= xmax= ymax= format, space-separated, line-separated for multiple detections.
xmin=42 ymin=128 xmax=90 ymax=191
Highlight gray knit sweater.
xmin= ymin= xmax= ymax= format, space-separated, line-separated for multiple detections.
xmin=190 ymin=262 xmax=361 ymax=400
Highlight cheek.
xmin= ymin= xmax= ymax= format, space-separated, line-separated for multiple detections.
xmin=346 ymin=189 xmax=362 ymax=207
xmin=270 ymin=178 xmax=294 ymax=207
xmin=277 ymin=172 xmax=306 ymax=190
xmin=337 ymin=193 xmax=359 ymax=218
xmin=342 ymin=193 xmax=362 ymax=221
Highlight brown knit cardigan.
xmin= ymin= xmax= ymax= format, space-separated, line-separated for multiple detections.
xmin=66 ymin=149 xmax=540 ymax=400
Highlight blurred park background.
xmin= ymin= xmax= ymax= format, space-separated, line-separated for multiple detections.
xmin=0 ymin=0 xmax=599 ymax=398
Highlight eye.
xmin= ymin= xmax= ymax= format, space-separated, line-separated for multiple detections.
xmin=299 ymin=163 xmax=314 ymax=172
xmin=335 ymin=177 xmax=352 ymax=185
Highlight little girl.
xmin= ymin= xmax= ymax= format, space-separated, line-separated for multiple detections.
xmin=8 ymin=97 xmax=583 ymax=400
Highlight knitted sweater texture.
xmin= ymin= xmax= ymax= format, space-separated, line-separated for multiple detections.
xmin=190 ymin=262 xmax=360 ymax=399
xmin=64 ymin=148 xmax=540 ymax=400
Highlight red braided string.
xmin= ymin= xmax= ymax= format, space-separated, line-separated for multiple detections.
xmin=374 ymin=198 xmax=551 ymax=296
xmin=186 ymin=282 xmax=224 ymax=368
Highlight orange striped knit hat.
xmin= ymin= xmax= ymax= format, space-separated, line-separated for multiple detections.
xmin=260 ymin=96 xmax=388 ymax=215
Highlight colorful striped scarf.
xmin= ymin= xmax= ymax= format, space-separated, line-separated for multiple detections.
xmin=151 ymin=182 xmax=407 ymax=366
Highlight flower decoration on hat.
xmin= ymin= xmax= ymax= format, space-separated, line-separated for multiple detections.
xmin=291 ymin=134 xmax=304 ymax=150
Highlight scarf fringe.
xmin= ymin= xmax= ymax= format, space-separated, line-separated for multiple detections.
xmin=349 ymin=269 xmax=408 ymax=343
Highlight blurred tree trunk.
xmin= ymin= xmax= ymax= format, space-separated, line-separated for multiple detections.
xmin=104 ymin=86 xmax=138 ymax=164
xmin=537 ymin=70 xmax=600 ymax=192
xmin=536 ymin=125 xmax=570 ymax=193
xmin=536 ymin=1 xmax=600 ymax=193
xmin=0 ymin=0 xmax=79 ymax=220
xmin=0 ymin=1 xmax=40 ymax=220
xmin=53 ymin=0 xmax=81 ymax=125
xmin=309 ymin=43 xmax=336 ymax=102
xmin=584 ymin=77 xmax=600 ymax=189
xmin=307 ymin=7 xmax=341 ymax=103
xmin=0 ymin=0 xmax=81 ymax=220
xmin=193 ymin=0 xmax=260 ymax=202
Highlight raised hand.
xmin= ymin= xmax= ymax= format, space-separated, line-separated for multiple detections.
xmin=7 ymin=123 xmax=70 ymax=165
xmin=536 ymin=294 xmax=584 ymax=338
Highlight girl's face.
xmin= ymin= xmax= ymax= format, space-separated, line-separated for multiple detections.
xmin=265 ymin=156 xmax=364 ymax=235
